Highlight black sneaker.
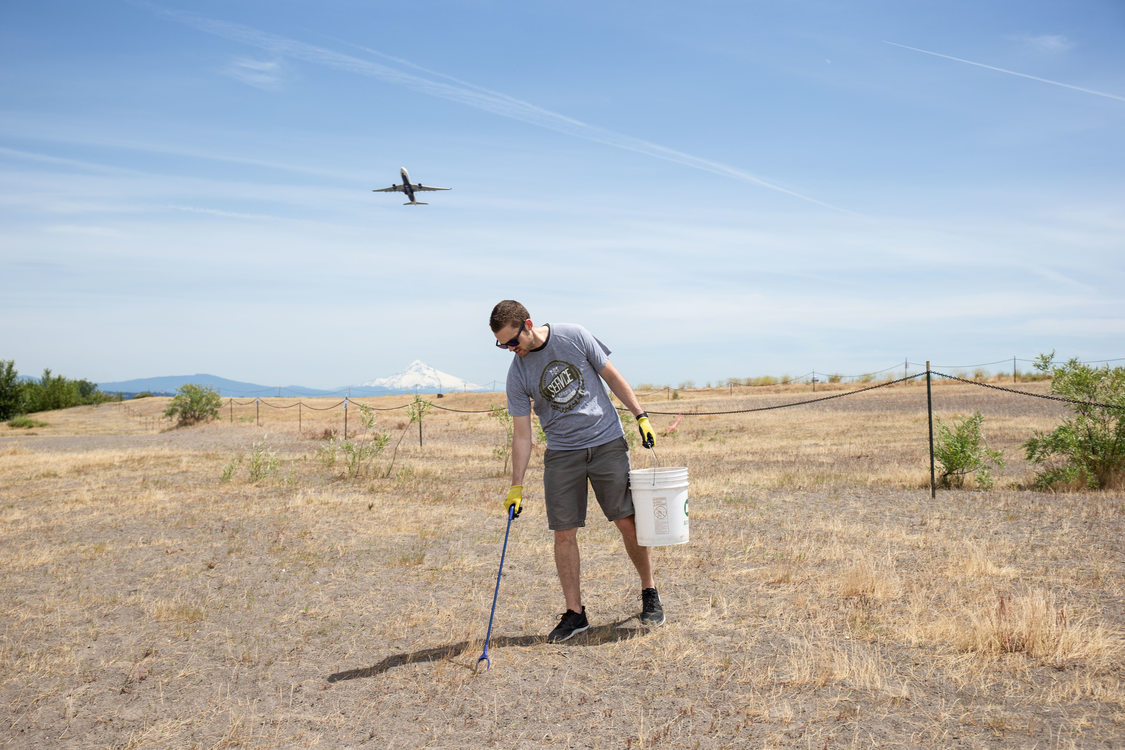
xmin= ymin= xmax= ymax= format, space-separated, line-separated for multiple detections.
xmin=641 ymin=588 xmax=665 ymax=626
xmin=547 ymin=607 xmax=589 ymax=643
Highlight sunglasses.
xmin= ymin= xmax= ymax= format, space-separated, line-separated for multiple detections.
xmin=495 ymin=325 xmax=524 ymax=349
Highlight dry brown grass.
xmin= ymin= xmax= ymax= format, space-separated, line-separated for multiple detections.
xmin=1 ymin=382 xmax=1122 ymax=748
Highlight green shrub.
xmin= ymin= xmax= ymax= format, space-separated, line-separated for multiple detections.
xmin=24 ymin=368 xmax=79 ymax=412
xmin=247 ymin=438 xmax=279 ymax=482
xmin=340 ymin=431 xmax=389 ymax=479
xmin=1014 ymin=369 xmax=1051 ymax=383
xmin=490 ymin=406 xmax=513 ymax=472
xmin=0 ymin=360 xmax=22 ymax=421
xmin=163 ymin=384 xmax=222 ymax=426
xmin=1023 ymin=353 xmax=1125 ymax=490
xmin=7 ymin=416 xmax=47 ymax=429
xmin=220 ymin=456 xmax=241 ymax=483
xmin=317 ymin=405 xmax=389 ymax=479
xmin=933 ymin=411 xmax=1004 ymax=489
xmin=620 ymin=412 xmax=638 ymax=451
xmin=7 ymin=365 xmax=118 ymax=414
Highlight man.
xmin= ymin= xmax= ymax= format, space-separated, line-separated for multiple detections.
xmin=489 ymin=299 xmax=664 ymax=643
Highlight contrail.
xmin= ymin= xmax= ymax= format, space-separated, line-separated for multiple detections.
xmin=885 ymin=41 xmax=1125 ymax=103
xmin=157 ymin=8 xmax=845 ymax=210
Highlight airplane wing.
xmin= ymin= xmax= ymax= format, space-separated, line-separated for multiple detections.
xmin=372 ymin=184 xmax=407 ymax=193
xmin=411 ymin=183 xmax=451 ymax=192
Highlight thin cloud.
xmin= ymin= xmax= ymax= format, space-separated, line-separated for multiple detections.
xmin=158 ymin=8 xmax=845 ymax=211
xmin=224 ymin=57 xmax=283 ymax=90
xmin=168 ymin=204 xmax=280 ymax=221
xmin=43 ymin=224 xmax=124 ymax=238
xmin=0 ymin=145 xmax=131 ymax=174
xmin=1020 ymin=34 xmax=1073 ymax=54
xmin=885 ymin=41 xmax=1125 ymax=103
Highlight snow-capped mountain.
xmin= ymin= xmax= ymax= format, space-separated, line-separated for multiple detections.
xmin=361 ymin=360 xmax=483 ymax=393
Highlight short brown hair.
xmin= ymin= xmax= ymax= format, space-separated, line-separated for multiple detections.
xmin=489 ymin=299 xmax=529 ymax=333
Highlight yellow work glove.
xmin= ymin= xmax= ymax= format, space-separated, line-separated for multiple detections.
xmin=504 ymin=485 xmax=523 ymax=519
xmin=637 ymin=413 xmax=655 ymax=449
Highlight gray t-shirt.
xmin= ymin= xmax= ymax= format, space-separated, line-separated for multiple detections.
xmin=506 ymin=323 xmax=625 ymax=450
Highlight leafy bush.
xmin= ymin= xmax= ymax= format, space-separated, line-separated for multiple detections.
xmin=317 ymin=405 xmax=389 ymax=479
xmin=163 ymin=384 xmax=222 ymax=426
xmin=24 ymin=369 xmax=80 ymax=412
xmin=2 ymin=363 xmax=118 ymax=416
xmin=490 ymin=406 xmax=512 ymax=471
xmin=220 ymin=456 xmax=241 ymax=483
xmin=0 ymin=360 xmax=22 ymax=421
xmin=247 ymin=438 xmax=279 ymax=482
xmin=620 ymin=411 xmax=637 ymax=451
xmin=340 ymin=430 xmax=389 ymax=478
xmin=1023 ymin=353 xmax=1125 ymax=490
xmin=7 ymin=416 xmax=48 ymax=429
xmin=933 ymin=411 xmax=1004 ymax=489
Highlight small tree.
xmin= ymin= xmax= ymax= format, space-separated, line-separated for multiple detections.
xmin=490 ymin=405 xmax=513 ymax=472
xmin=1023 ymin=353 xmax=1125 ymax=490
xmin=23 ymin=368 xmax=80 ymax=412
xmin=933 ymin=411 xmax=1004 ymax=489
xmin=383 ymin=395 xmax=433 ymax=478
xmin=163 ymin=384 xmax=222 ymax=426
xmin=0 ymin=360 xmax=22 ymax=421
xmin=319 ymin=405 xmax=390 ymax=479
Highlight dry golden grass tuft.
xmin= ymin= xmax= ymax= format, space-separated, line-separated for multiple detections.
xmin=956 ymin=588 xmax=1123 ymax=669
xmin=1 ymin=382 xmax=1122 ymax=748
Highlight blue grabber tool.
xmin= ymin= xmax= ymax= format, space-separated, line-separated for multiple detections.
xmin=475 ymin=505 xmax=515 ymax=673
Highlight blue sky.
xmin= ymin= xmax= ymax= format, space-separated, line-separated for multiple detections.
xmin=2 ymin=1 xmax=1123 ymax=390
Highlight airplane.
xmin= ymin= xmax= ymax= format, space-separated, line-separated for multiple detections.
xmin=372 ymin=167 xmax=451 ymax=205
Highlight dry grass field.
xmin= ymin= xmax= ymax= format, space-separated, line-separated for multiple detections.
xmin=1 ymin=380 xmax=1122 ymax=748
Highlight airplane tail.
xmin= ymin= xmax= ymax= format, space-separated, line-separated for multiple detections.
xmin=404 ymin=201 xmax=429 ymax=205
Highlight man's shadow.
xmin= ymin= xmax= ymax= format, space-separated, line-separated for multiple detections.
xmin=327 ymin=617 xmax=642 ymax=683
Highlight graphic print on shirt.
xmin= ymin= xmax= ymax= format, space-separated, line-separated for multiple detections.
xmin=539 ymin=360 xmax=587 ymax=413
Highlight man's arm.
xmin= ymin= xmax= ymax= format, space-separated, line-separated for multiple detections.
xmin=598 ymin=360 xmax=645 ymax=417
xmin=511 ymin=414 xmax=533 ymax=486
xmin=600 ymin=360 xmax=655 ymax=448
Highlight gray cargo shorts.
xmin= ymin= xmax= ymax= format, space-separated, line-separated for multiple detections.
xmin=543 ymin=436 xmax=634 ymax=531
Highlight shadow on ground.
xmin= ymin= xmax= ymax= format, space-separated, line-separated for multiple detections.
xmin=327 ymin=617 xmax=642 ymax=682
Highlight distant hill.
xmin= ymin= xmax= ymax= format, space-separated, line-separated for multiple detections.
xmin=98 ymin=361 xmax=487 ymax=398
xmin=96 ymin=374 xmax=341 ymax=398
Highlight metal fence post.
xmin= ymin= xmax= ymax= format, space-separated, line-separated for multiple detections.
xmin=256 ymin=397 xmax=260 ymax=427
xmin=926 ymin=361 xmax=936 ymax=498
xmin=344 ymin=397 xmax=349 ymax=438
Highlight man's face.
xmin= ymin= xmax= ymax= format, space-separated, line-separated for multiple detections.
xmin=494 ymin=322 xmax=528 ymax=357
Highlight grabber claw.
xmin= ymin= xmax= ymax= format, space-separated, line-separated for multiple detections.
xmin=474 ymin=506 xmax=515 ymax=672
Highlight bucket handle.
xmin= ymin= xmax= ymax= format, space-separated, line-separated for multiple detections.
xmin=646 ymin=446 xmax=659 ymax=486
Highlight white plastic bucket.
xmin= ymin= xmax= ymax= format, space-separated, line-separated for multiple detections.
xmin=629 ymin=466 xmax=689 ymax=546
